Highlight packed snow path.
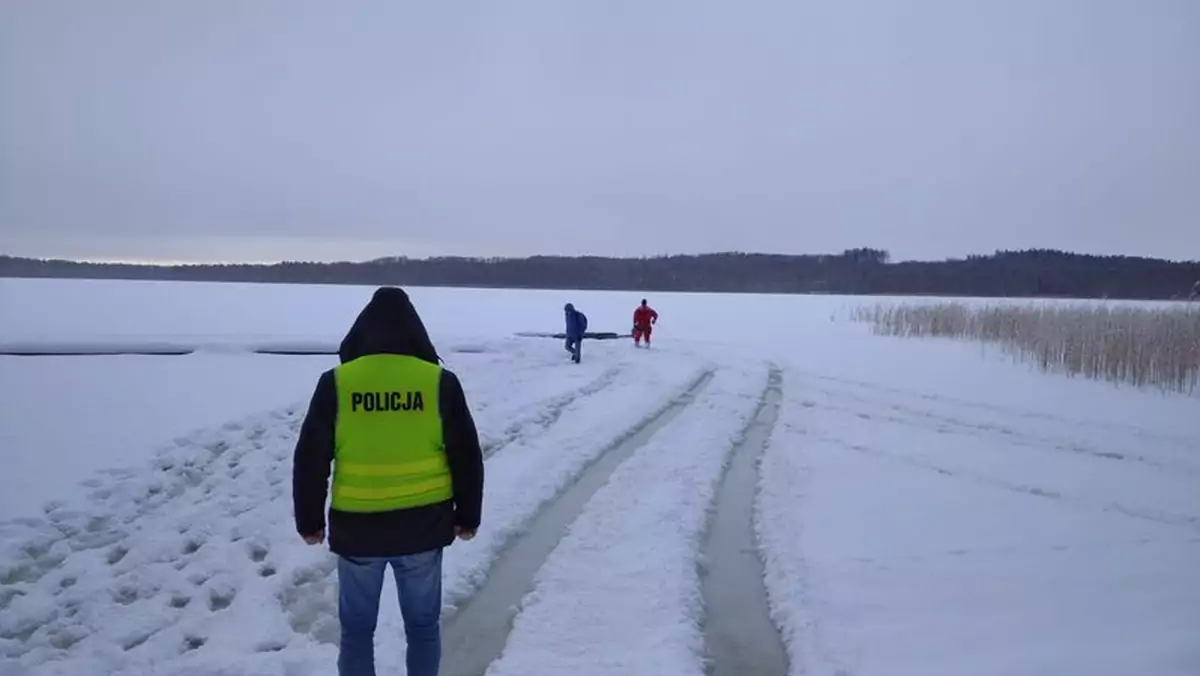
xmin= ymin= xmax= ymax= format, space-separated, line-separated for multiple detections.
xmin=2 ymin=337 xmax=1198 ymax=676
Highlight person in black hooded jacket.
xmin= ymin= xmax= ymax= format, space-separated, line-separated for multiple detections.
xmin=292 ymin=286 xmax=483 ymax=676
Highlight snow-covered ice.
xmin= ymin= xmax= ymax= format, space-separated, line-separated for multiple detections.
xmin=1 ymin=277 xmax=1197 ymax=676
xmin=0 ymin=353 xmax=335 ymax=521
xmin=757 ymin=370 xmax=1200 ymax=676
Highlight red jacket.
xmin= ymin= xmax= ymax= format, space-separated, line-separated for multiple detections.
xmin=633 ymin=305 xmax=658 ymax=329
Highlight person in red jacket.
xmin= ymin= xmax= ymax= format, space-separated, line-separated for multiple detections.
xmin=632 ymin=298 xmax=658 ymax=347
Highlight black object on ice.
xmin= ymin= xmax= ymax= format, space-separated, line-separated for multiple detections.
xmin=0 ymin=344 xmax=196 ymax=356
xmin=514 ymin=331 xmax=625 ymax=340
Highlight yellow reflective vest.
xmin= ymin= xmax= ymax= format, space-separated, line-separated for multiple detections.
xmin=331 ymin=354 xmax=453 ymax=512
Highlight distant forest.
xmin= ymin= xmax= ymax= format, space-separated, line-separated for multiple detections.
xmin=3 ymin=248 xmax=1200 ymax=300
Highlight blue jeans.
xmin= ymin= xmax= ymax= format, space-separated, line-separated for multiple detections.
xmin=337 ymin=549 xmax=443 ymax=676
xmin=565 ymin=336 xmax=582 ymax=363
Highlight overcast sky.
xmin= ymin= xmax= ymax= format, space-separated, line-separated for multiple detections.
xmin=2 ymin=0 xmax=1197 ymax=263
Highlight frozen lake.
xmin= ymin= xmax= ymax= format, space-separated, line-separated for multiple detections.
xmin=0 ymin=278 xmax=1197 ymax=676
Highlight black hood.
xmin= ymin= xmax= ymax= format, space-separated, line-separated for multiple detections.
xmin=338 ymin=287 xmax=440 ymax=365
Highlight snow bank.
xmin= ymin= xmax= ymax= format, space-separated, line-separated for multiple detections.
xmin=0 ymin=339 xmax=621 ymax=524
xmin=0 ymin=340 xmax=711 ymax=676
xmin=485 ymin=362 xmax=768 ymax=676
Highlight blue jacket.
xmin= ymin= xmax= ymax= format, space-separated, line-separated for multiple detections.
xmin=564 ymin=303 xmax=587 ymax=339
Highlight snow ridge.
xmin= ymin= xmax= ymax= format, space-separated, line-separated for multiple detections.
xmin=484 ymin=363 xmax=769 ymax=676
xmin=439 ymin=356 xmax=711 ymax=611
xmin=754 ymin=375 xmax=851 ymax=676
xmin=479 ymin=364 xmax=626 ymax=458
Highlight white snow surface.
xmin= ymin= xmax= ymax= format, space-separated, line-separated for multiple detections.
xmin=486 ymin=362 xmax=768 ymax=676
xmin=0 ymin=337 xmax=710 ymax=676
xmin=757 ymin=370 xmax=1200 ymax=676
xmin=0 ymin=353 xmax=335 ymax=521
xmin=2 ymin=278 xmax=1198 ymax=676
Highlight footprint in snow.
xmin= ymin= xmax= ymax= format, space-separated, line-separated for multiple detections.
xmin=279 ymin=560 xmax=339 ymax=643
xmin=123 ymin=630 xmax=156 ymax=651
xmin=246 ymin=538 xmax=270 ymax=563
xmin=48 ymin=626 xmax=87 ymax=650
xmin=206 ymin=440 xmax=231 ymax=459
xmin=112 ymin=584 xmax=141 ymax=606
xmin=0 ymin=587 xmax=24 ymax=611
xmin=106 ymin=545 xmax=130 ymax=566
xmin=207 ymin=586 xmax=236 ymax=612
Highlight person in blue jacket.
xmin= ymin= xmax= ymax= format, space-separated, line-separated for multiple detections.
xmin=563 ymin=303 xmax=587 ymax=364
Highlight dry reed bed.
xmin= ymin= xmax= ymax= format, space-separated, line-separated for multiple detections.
xmin=852 ymin=302 xmax=1200 ymax=394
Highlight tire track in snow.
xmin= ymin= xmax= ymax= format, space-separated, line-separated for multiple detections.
xmin=816 ymin=433 xmax=1200 ymax=533
xmin=807 ymin=385 xmax=1198 ymax=476
xmin=796 ymin=384 xmax=1200 ymax=537
xmin=804 ymin=371 xmax=1199 ymax=454
xmin=481 ymin=364 xmax=625 ymax=459
xmin=439 ymin=368 xmax=716 ymax=676
xmin=700 ymin=366 xmax=788 ymax=676
xmin=480 ymin=363 xmax=769 ymax=676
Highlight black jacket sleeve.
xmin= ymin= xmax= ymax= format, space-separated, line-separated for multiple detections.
xmin=439 ymin=370 xmax=484 ymax=530
xmin=293 ymin=370 xmax=337 ymax=536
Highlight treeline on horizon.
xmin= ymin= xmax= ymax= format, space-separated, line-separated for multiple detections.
xmin=2 ymin=248 xmax=1199 ymax=300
